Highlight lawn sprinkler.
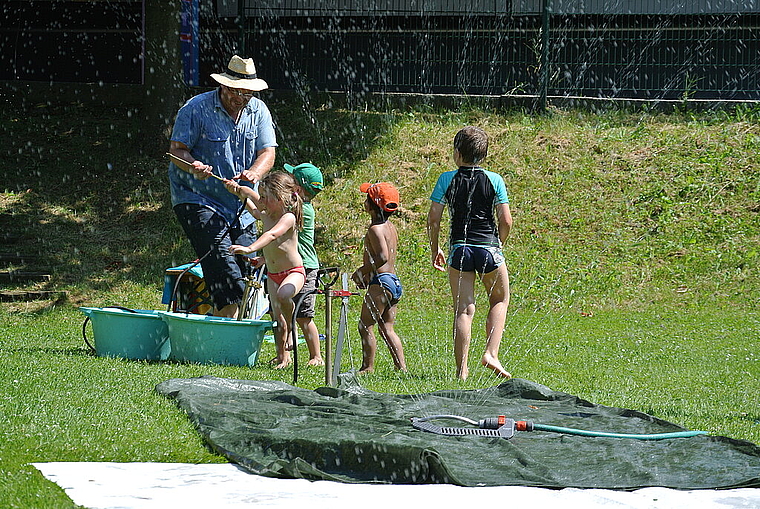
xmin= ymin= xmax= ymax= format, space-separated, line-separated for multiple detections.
xmin=411 ymin=415 xmax=707 ymax=440
xmin=290 ymin=267 xmax=358 ymax=386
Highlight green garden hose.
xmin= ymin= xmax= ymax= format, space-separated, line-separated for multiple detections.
xmin=411 ymin=414 xmax=707 ymax=440
xmin=531 ymin=423 xmax=706 ymax=440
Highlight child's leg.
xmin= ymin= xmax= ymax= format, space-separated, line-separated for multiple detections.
xmin=359 ymin=292 xmax=377 ymax=373
xmin=377 ymin=302 xmax=406 ymax=371
xmin=359 ymin=284 xmax=403 ymax=373
xmin=267 ymin=278 xmax=290 ymax=368
xmin=480 ymin=264 xmax=511 ymax=378
xmin=277 ymin=272 xmax=305 ymax=302
xmin=297 ymin=317 xmax=324 ymax=366
xmin=295 ymin=269 xmax=323 ymax=366
xmin=448 ymin=268 xmax=477 ymax=380
xmin=271 ymin=272 xmax=306 ymax=370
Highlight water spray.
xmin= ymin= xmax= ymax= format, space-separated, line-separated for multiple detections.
xmin=411 ymin=415 xmax=707 ymax=440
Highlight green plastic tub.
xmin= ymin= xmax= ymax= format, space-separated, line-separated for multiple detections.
xmin=160 ymin=312 xmax=273 ymax=367
xmin=80 ymin=307 xmax=171 ymax=361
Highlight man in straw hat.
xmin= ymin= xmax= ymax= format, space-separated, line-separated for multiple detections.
xmin=168 ymin=55 xmax=277 ymax=318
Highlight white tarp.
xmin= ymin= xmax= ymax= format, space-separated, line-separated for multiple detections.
xmin=34 ymin=462 xmax=760 ymax=509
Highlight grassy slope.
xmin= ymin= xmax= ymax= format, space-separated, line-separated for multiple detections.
xmin=1 ymin=99 xmax=759 ymax=507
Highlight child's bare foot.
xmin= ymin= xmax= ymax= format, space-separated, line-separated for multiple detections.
xmin=481 ymin=353 xmax=511 ymax=378
xmin=456 ymin=367 xmax=469 ymax=381
xmin=358 ymin=366 xmax=374 ymax=374
xmin=306 ymin=357 xmax=324 ymax=367
xmin=273 ymin=358 xmax=292 ymax=369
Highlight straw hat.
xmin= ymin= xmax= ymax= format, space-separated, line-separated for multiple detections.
xmin=210 ymin=55 xmax=268 ymax=91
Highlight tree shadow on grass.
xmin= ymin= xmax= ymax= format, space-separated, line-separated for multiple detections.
xmin=0 ymin=98 xmax=402 ymax=303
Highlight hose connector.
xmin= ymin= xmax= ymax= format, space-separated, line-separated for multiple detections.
xmin=516 ymin=420 xmax=534 ymax=432
xmin=478 ymin=415 xmax=507 ymax=429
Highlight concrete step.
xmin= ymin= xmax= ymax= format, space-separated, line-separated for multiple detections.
xmin=0 ymin=253 xmax=40 ymax=265
xmin=1 ymin=233 xmax=26 ymax=244
xmin=0 ymin=271 xmax=51 ymax=283
xmin=0 ymin=290 xmax=67 ymax=302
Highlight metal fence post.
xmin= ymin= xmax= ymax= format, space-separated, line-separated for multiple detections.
xmin=539 ymin=0 xmax=551 ymax=112
xmin=237 ymin=0 xmax=246 ymax=56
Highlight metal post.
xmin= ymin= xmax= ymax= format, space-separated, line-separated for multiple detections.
xmin=237 ymin=0 xmax=246 ymax=56
xmin=539 ymin=0 xmax=551 ymax=112
xmin=324 ymin=289 xmax=333 ymax=386
xmin=316 ymin=267 xmax=340 ymax=386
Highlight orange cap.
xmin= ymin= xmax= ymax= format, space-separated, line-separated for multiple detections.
xmin=360 ymin=182 xmax=400 ymax=212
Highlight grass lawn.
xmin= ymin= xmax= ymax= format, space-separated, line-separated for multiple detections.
xmin=1 ymin=100 xmax=758 ymax=507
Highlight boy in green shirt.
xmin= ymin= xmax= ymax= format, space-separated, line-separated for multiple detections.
xmin=285 ymin=163 xmax=325 ymax=366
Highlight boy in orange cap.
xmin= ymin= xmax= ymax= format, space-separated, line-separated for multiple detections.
xmin=351 ymin=182 xmax=407 ymax=373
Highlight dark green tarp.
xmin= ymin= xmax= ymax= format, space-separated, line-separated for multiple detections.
xmin=156 ymin=375 xmax=760 ymax=489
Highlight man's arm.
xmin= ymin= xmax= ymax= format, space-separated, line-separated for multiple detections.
xmin=169 ymin=140 xmax=213 ymax=180
xmin=240 ymin=146 xmax=275 ymax=183
xmin=495 ymin=202 xmax=513 ymax=245
xmin=427 ymin=202 xmax=446 ymax=272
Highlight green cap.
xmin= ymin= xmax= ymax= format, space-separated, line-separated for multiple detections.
xmin=284 ymin=163 xmax=324 ymax=196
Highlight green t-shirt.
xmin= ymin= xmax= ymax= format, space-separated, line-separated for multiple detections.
xmin=299 ymin=201 xmax=319 ymax=269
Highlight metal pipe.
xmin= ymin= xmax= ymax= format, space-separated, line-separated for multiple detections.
xmin=539 ymin=0 xmax=551 ymax=112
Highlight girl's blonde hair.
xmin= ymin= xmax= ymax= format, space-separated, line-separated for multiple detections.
xmin=258 ymin=171 xmax=304 ymax=230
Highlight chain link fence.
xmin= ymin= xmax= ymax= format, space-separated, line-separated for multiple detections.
xmin=232 ymin=0 xmax=759 ymax=102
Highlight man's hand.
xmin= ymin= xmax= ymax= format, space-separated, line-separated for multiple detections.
xmin=239 ymin=146 xmax=276 ymax=183
xmin=190 ymin=160 xmax=214 ymax=180
xmin=237 ymin=169 xmax=258 ymax=183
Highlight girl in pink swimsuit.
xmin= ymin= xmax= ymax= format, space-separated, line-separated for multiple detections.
xmin=226 ymin=171 xmax=305 ymax=369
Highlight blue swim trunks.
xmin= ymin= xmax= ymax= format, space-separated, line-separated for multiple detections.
xmin=369 ymin=273 xmax=403 ymax=306
xmin=448 ymin=245 xmax=505 ymax=274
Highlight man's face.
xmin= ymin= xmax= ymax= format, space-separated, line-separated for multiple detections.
xmin=221 ymin=85 xmax=254 ymax=109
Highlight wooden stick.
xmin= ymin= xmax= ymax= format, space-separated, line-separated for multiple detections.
xmin=166 ymin=153 xmax=226 ymax=182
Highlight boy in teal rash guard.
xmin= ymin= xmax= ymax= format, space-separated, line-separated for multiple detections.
xmin=427 ymin=126 xmax=513 ymax=381
xmin=285 ymin=163 xmax=325 ymax=366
